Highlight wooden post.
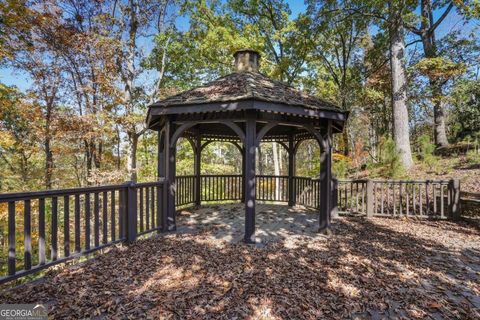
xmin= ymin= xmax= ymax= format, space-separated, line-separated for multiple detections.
xmin=158 ymin=130 xmax=167 ymax=231
xmin=331 ymin=178 xmax=339 ymax=219
xmin=319 ymin=121 xmax=332 ymax=234
xmin=8 ymin=201 xmax=15 ymax=276
xmin=241 ymin=147 xmax=246 ymax=203
xmin=449 ymin=179 xmax=461 ymax=220
xmin=366 ymin=179 xmax=374 ymax=218
xmin=288 ymin=134 xmax=296 ymax=206
xmin=195 ymin=133 xmax=201 ymax=206
xmin=126 ymin=181 xmax=137 ymax=243
xmin=244 ymin=112 xmax=256 ymax=243
xmin=164 ymin=121 xmax=177 ymax=231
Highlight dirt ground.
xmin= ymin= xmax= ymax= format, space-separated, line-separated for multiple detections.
xmin=1 ymin=204 xmax=479 ymax=319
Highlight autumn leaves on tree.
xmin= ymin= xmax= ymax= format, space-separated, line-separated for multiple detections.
xmin=1 ymin=0 xmax=479 ymax=191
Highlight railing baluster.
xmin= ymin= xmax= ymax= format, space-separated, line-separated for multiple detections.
xmin=8 ymin=201 xmax=16 ymax=275
xmin=440 ymin=184 xmax=445 ymax=218
xmin=39 ymin=198 xmax=46 ymax=265
xmin=145 ymin=187 xmax=150 ymax=230
xmin=63 ymin=195 xmax=70 ymax=258
xmin=412 ymin=184 xmax=416 ymax=216
xmin=139 ymin=188 xmax=144 ymax=232
xmin=419 ymin=184 xmax=423 ymax=216
xmin=24 ymin=200 xmax=32 ymax=270
xmin=102 ymin=192 xmax=108 ymax=244
xmin=406 ymin=184 xmax=410 ymax=216
xmin=85 ymin=193 xmax=91 ymax=250
xmin=399 ymin=183 xmax=403 ymax=215
xmin=94 ymin=192 xmax=100 ymax=248
xmin=111 ymin=190 xmax=116 ymax=241
xmin=151 ymin=186 xmax=155 ymax=228
xmin=381 ymin=183 xmax=385 ymax=215
xmin=426 ymin=182 xmax=430 ymax=215
xmin=51 ymin=197 xmax=58 ymax=261
xmin=74 ymin=194 xmax=81 ymax=253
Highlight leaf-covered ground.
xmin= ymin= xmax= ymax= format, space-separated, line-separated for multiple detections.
xmin=1 ymin=204 xmax=480 ymax=319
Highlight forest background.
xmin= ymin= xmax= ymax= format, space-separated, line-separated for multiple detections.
xmin=1 ymin=0 xmax=479 ymax=194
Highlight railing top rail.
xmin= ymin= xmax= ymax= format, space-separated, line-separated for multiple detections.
xmin=134 ymin=180 xmax=165 ymax=188
xmin=337 ymin=178 xmax=452 ymax=184
xmin=200 ymin=174 xmax=242 ymax=177
xmin=256 ymin=175 xmax=289 ymax=178
xmin=369 ymin=179 xmax=451 ymax=184
xmin=0 ymin=179 xmax=165 ymax=202
xmin=293 ymin=176 xmax=320 ymax=180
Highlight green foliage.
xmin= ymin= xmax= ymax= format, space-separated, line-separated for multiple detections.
xmin=466 ymin=149 xmax=480 ymax=165
xmin=377 ymin=137 xmax=405 ymax=178
xmin=295 ymin=140 xmax=320 ymax=177
xmin=451 ymin=80 xmax=480 ymax=141
xmin=414 ymin=57 xmax=466 ymax=81
xmin=332 ymin=158 xmax=349 ymax=179
xmin=416 ymin=134 xmax=438 ymax=172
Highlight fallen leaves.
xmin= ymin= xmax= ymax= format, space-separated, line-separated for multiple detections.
xmin=0 ymin=204 xmax=479 ymax=319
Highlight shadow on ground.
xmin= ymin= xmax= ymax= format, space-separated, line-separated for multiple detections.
xmin=1 ymin=204 xmax=479 ymax=319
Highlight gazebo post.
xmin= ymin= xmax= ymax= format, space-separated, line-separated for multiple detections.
xmin=194 ymin=132 xmax=201 ymax=206
xmin=241 ymin=147 xmax=246 ymax=203
xmin=288 ymin=134 xmax=296 ymax=207
xmin=319 ymin=120 xmax=333 ymax=234
xmin=164 ymin=120 xmax=177 ymax=231
xmin=158 ymin=130 xmax=166 ymax=231
xmin=244 ymin=112 xmax=256 ymax=243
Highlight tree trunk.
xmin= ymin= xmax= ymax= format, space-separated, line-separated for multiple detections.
xmin=127 ymin=132 xmax=138 ymax=182
xmin=45 ymin=137 xmax=53 ymax=189
xmin=389 ymin=22 xmax=414 ymax=169
xmin=419 ymin=0 xmax=449 ymax=147
xmin=44 ymin=104 xmax=53 ymax=189
xmin=431 ymin=81 xmax=449 ymax=147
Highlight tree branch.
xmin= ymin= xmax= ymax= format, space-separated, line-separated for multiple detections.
xmin=430 ymin=2 xmax=454 ymax=33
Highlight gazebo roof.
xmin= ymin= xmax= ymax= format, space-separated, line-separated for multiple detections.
xmin=146 ymin=49 xmax=347 ymax=133
xmin=150 ymin=71 xmax=340 ymax=112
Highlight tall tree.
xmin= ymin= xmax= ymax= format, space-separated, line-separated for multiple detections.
xmin=110 ymin=0 xmax=173 ymax=182
xmin=406 ymin=0 xmax=454 ymax=147
xmin=306 ymin=0 xmax=369 ymax=155
xmin=388 ymin=0 xmax=414 ymax=168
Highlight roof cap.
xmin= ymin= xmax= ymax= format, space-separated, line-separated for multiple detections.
xmin=234 ymin=49 xmax=260 ymax=73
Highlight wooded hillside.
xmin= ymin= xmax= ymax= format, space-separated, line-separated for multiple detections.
xmin=0 ymin=0 xmax=479 ymax=193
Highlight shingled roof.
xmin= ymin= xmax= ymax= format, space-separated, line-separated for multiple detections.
xmin=151 ymin=71 xmax=340 ymax=112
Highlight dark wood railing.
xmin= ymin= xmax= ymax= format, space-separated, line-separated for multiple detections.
xmin=0 ymin=180 xmax=163 ymax=284
xmin=257 ymin=175 xmax=289 ymax=202
xmin=201 ymin=174 xmax=243 ymax=202
xmin=336 ymin=179 xmax=461 ymax=219
xmin=293 ymin=176 xmax=320 ymax=208
xmin=0 ymin=175 xmax=462 ymax=284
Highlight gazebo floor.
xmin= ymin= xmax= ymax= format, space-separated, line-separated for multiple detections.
xmin=1 ymin=204 xmax=479 ymax=319
xmin=175 ymin=203 xmax=322 ymax=245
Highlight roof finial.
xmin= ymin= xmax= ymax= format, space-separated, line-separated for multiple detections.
xmin=234 ymin=49 xmax=260 ymax=73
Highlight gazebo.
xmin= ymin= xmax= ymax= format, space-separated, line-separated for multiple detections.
xmin=146 ymin=49 xmax=348 ymax=243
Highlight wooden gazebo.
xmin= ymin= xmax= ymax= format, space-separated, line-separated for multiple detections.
xmin=146 ymin=49 xmax=348 ymax=243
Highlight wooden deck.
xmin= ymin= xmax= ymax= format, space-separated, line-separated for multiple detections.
xmin=1 ymin=204 xmax=479 ymax=319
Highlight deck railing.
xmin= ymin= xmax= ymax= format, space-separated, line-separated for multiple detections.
xmin=0 ymin=175 xmax=462 ymax=284
xmin=336 ymin=179 xmax=461 ymax=219
xmin=0 ymin=181 xmax=163 ymax=284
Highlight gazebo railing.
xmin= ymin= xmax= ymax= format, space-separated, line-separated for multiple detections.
xmin=0 ymin=181 xmax=163 ymax=284
xmin=175 ymin=175 xmax=312 ymax=207
xmin=0 ymin=175 xmax=461 ymax=284
xmin=176 ymin=175 xmax=461 ymax=220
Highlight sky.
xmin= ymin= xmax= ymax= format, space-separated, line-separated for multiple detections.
xmin=0 ymin=1 xmax=476 ymax=92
